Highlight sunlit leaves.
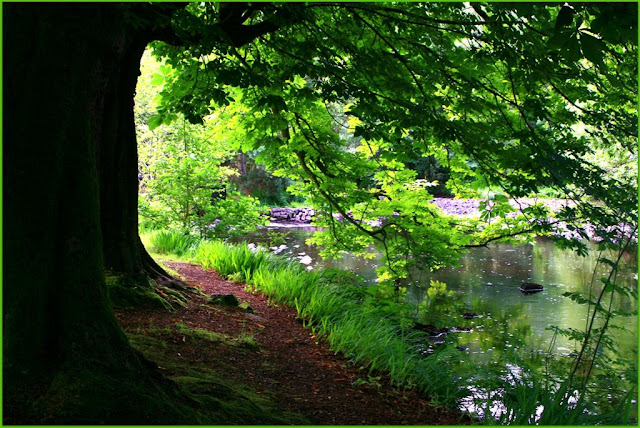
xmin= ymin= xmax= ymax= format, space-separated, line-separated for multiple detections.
xmin=135 ymin=51 xmax=267 ymax=237
xmin=142 ymin=2 xmax=636 ymax=279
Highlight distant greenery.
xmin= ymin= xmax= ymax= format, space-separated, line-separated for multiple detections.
xmin=136 ymin=51 xmax=269 ymax=238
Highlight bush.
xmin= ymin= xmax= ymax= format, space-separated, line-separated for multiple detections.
xmin=148 ymin=230 xmax=200 ymax=256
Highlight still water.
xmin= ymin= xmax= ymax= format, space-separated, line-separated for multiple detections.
xmin=241 ymin=224 xmax=638 ymax=359
xmin=239 ymin=224 xmax=637 ymax=419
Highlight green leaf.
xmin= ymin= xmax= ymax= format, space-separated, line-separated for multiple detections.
xmin=160 ymin=64 xmax=172 ymax=75
xmin=147 ymin=114 xmax=164 ymax=130
xmin=555 ymin=5 xmax=574 ymax=29
xmin=150 ymin=73 xmax=164 ymax=86
xmin=493 ymin=194 xmax=509 ymax=203
xmin=597 ymin=257 xmax=618 ymax=269
xmin=580 ymin=33 xmax=606 ymax=65
xmin=547 ymin=30 xmax=572 ymax=50
xmin=563 ymin=34 xmax=582 ymax=62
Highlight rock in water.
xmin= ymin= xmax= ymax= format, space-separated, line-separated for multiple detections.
xmin=520 ymin=282 xmax=544 ymax=294
xmin=461 ymin=312 xmax=480 ymax=319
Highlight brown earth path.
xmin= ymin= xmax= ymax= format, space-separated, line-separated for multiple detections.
xmin=115 ymin=261 xmax=469 ymax=425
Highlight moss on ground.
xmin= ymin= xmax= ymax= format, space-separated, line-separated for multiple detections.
xmin=123 ymin=325 xmax=305 ymax=424
xmin=6 ymin=270 xmax=306 ymax=424
xmin=171 ymin=322 xmax=259 ymax=350
xmin=8 ymin=326 xmax=306 ymax=424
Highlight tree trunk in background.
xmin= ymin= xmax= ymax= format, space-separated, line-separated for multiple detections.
xmin=240 ymin=151 xmax=248 ymax=176
xmin=3 ymin=4 xmax=149 ymax=420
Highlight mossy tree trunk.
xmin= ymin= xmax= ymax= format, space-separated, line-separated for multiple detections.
xmin=96 ymin=26 xmax=179 ymax=287
xmin=3 ymin=4 xmax=167 ymax=422
xmin=5 ymin=0 xmax=134 ymax=375
xmin=4 ymin=3 xmax=288 ymax=422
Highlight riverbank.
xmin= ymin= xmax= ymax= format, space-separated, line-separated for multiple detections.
xmin=138 ymin=230 xmax=637 ymax=424
xmin=267 ymin=198 xmax=577 ymax=224
xmin=267 ymin=198 xmax=636 ymax=243
xmin=115 ymin=260 xmax=467 ymax=424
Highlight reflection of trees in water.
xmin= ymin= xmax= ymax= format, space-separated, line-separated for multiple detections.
xmin=459 ymin=299 xmax=532 ymax=358
xmin=240 ymin=227 xmax=637 ymax=361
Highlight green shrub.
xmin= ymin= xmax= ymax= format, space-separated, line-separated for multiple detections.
xmin=148 ymin=230 xmax=199 ymax=256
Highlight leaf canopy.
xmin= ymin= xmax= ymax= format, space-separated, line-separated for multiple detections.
xmin=143 ymin=2 xmax=637 ymax=277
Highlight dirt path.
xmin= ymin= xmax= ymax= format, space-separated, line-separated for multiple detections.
xmin=116 ymin=261 xmax=467 ymax=425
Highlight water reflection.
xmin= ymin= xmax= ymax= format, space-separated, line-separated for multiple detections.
xmin=421 ymin=239 xmax=638 ymax=356
xmin=238 ymin=226 xmax=637 ymax=357
xmin=238 ymin=224 xmax=638 ymax=419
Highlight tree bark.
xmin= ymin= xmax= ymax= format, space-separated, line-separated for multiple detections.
xmin=4 ymin=3 xmax=289 ymax=421
xmin=5 ymin=0 xmax=138 ymax=374
xmin=96 ymin=12 xmax=181 ymax=287
xmin=3 ymin=4 xmax=155 ymax=421
xmin=97 ymin=36 xmax=148 ymax=274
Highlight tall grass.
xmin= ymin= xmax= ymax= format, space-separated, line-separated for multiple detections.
xmin=144 ymin=230 xmax=465 ymax=406
xmin=148 ymin=230 xmax=200 ymax=256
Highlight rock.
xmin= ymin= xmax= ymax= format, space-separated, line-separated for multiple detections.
xmin=413 ymin=322 xmax=449 ymax=337
xmin=461 ymin=312 xmax=480 ymax=319
xmin=298 ymin=255 xmax=313 ymax=265
xmin=208 ymin=294 xmax=239 ymax=307
xmin=268 ymin=207 xmax=316 ymax=224
xmin=244 ymin=313 xmax=264 ymax=323
xmin=520 ymin=282 xmax=544 ymax=294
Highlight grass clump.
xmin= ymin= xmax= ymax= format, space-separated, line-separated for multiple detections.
xmin=194 ymin=240 xmax=278 ymax=277
xmin=248 ymin=265 xmax=465 ymax=405
xmin=147 ymin=230 xmax=200 ymax=257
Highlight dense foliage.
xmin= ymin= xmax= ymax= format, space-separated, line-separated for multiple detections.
xmin=134 ymin=3 xmax=637 ymax=423
xmin=146 ymin=2 xmax=636 ymax=278
xmin=136 ymin=51 xmax=268 ymax=238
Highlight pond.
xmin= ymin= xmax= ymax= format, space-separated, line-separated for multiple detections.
xmin=237 ymin=223 xmax=638 ymax=419
xmin=239 ymin=224 xmax=638 ymax=360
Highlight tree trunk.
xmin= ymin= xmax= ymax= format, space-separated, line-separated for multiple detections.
xmin=3 ymin=4 xmax=170 ymax=422
xmin=5 ymin=0 xmax=136 ymax=377
xmin=97 ymin=24 xmax=180 ymax=287
xmin=4 ymin=3 xmax=284 ymax=422
xmin=240 ymin=151 xmax=248 ymax=176
xmin=97 ymin=36 xmax=146 ymax=274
